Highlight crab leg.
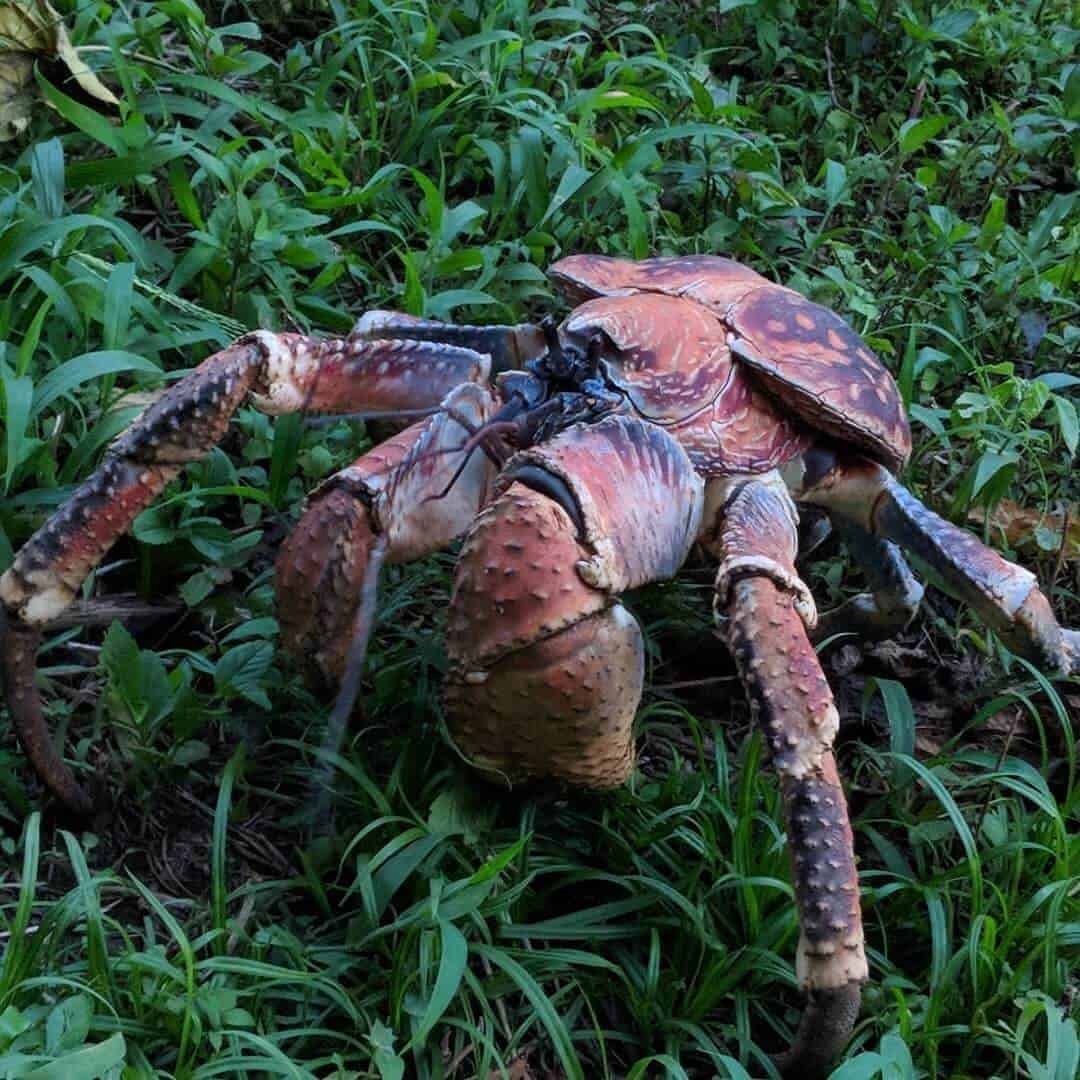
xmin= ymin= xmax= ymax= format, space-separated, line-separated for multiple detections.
xmin=352 ymin=312 xmax=545 ymax=375
xmin=704 ymin=473 xmax=866 ymax=1078
xmin=278 ymin=383 xmax=499 ymax=686
xmin=277 ymin=383 xmax=500 ymax=816
xmin=811 ymin=524 xmax=924 ymax=643
xmin=0 ymin=331 xmax=495 ymax=812
xmin=796 ymin=452 xmax=1079 ymax=673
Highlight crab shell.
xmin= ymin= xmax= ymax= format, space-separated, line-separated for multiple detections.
xmin=551 ymin=254 xmax=911 ymax=475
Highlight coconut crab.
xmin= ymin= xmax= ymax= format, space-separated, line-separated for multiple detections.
xmin=2 ymin=254 xmax=1077 ymax=1076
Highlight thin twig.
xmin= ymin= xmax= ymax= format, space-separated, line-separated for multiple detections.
xmin=824 ymin=42 xmax=840 ymax=109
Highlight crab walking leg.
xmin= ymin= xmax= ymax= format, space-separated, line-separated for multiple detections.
xmin=446 ymin=415 xmax=703 ymax=789
xmin=352 ymin=311 xmax=546 ymax=375
xmin=811 ymin=523 xmax=924 ymax=643
xmin=277 ymin=383 xmax=499 ymax=816
xmin=705 ymin=475 xmax=866 ymax=1078
xmin=277 ymin=383 xmax=500 ymax=687
xmin=0 ymin=333 xmax=494 ymax=812
xmin=795 ymin=453 xmax=1079 ymax=673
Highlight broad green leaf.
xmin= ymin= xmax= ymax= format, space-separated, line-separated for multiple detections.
xmin=31 ymin=350 xmax=162 ymax=419
xmin=214 ymin=641 xmax=274 ymax=709
xmin=899 ymin=115 xmax=950 ymax=155
xmin=103 ymin=262 xmax=135 ymax=349
xmin=1 ymin=364 xmax=34 ymax=493
xmin=409 ymin=921 xmax=467 ymax=1047
xmin=23 ymin=1033 xmax=126 ymax=1079
xmin=823 ymin=158 xmax=848 ymax=206
xmin=0 ymin=214 xmax=147 ymax=283
xmin=45 ymin=995 xmax=92 ymax=1054
xmin=30 ymin=136 xmax=64 ymax=218
xmin=864 ymin=678 xmax=916 ymax=784
xmin=1052 ymin=395 xmax=1078 ymax=455
xmin=1064 ymin=66 xmax=1080 ymax=121
xmin=829 ymin=1055 xmax=884 ymax=1079
xmin=36 ymin=69 xmax=124 ymax=153
xmin=368 ymin=1020 xmax=404 ymax=1080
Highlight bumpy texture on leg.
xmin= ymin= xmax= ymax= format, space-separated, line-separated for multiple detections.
xmin=705 ymin=473 xmax=819 ymax=632
xmin=1 ymin=331 xmax=495 ymax=811
xmin=708 ymin=477 xmax=865 ymax=1078
xmin=446 ymin=483 xmax=644 ymax=787
xmin=0 ymin=339 xmax=262 ymax=812
xmin=351 ymin=311 xmax=545 ymax=375
xmin=446 ymin=416 xmax=703 ymax=789
xmin=278 ymin=383 xmax=499 ymax=685
xmin=797 ymin=454 xmax=1077 ymax=674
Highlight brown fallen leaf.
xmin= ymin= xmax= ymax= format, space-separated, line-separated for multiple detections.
xmin=968 ymin=499 xmax=1080 ymax=562
xmin=486 ymin=1059 xmax=535 ymax=1080
xmin=0 ymin=0 xmax=118 ymax=141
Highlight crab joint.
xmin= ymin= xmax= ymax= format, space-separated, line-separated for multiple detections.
xmin=714 ymin=554 xmax=818 ymax=629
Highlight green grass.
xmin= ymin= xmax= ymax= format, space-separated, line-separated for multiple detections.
xmin=1 ymin=1 xmax=1078 ymax=1077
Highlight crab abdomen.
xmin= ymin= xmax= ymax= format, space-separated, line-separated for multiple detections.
xmin=668 ymin=370 xmax=814 ymax=475
xmin=561 ymin=292 xmax=812 ymax=475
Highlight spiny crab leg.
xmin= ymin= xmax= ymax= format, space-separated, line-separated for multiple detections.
xmin=276 ymin=381 xmax=502 ymax=822
xmin=705 ymin=474 xmax=866 ymax=1078
xmin=795 ymin=451 xmax=1079 ymax=674
xmin=351 ymin=311 xmax=545 ymax=375
xmin=0 ymin=332 xmax=496 ymax=813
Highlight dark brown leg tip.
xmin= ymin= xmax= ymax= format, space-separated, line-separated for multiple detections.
xmin=772 ymin=982 xmax=862 ymax=1079
xmin=1 ymin=615 xmax=95 ymax=818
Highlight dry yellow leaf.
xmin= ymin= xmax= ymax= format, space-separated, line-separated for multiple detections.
xmin=0 ymin=0 xmax=118 ymax=142
xmin=0 ymin=0 xmax=53 ymax=52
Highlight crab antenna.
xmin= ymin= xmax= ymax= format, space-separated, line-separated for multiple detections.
xmin=426 ymin=421 xmax=520 ymax=505
xmin=422 ymin=395 xmax=529 ymax=504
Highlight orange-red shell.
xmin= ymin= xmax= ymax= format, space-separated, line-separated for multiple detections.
xmin=561 ymin=293 xmax=812 ymax=475
xmin=550 ymin=254 xmax=910 ymax=472
xmin=562 ymin=293 xmax=731 ymax=423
